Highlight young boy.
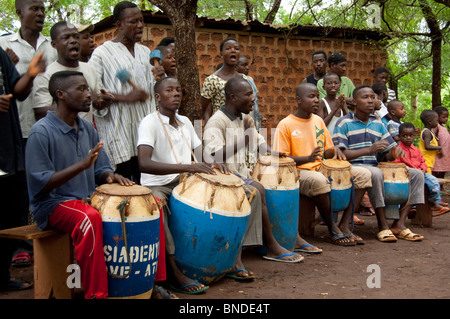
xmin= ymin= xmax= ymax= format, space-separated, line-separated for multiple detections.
xmin=386 ymin=100 xmax=406 ymax=143
xmin=26 ymin=71 xmax=134 ymax=299
xmin=274 ymin=82 xmax=372 ymax=245
xmin=432 ymin=106 xmax=450 ymax=179
xmin=394 ymin=122 xmax=449 ymax=216
xmin=419 ymin=109 xmax=442 ymax=174
xmin=372 ymin=82 xmax=389 ymax=128
xmin=333 ymin=85 xmax=425 ymax=242
xmin=316 ymin=72 xmax=348 ymax=135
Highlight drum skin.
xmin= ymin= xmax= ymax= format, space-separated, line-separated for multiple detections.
xmin=378 ymin=162 xmax=410 ymax=219
xmin=168 ymin=172 xmax=251 ymax=285
xmin=90 ymin=183 xmax=160 ymax=299
xmin=252 ymin=155 xmax=299 ymax=251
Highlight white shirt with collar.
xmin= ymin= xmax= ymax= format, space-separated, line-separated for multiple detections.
xmin=0 ymin=31 xmax=57 ymax=137
xmin=137 ymin=111 xmax=202 ymax=186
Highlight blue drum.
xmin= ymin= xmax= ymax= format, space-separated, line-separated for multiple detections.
xmin=168 ymin=172 xmax=251 ymax=285
xmin=318 ymin=159 xmax=353 ymax=221
xmin=90 ymin=184 xmax=160 ymax=299
xmin=252 ymin=156 xmax=300 ymax=251
xmin=379 ymin=162 xmax=410 ymax=219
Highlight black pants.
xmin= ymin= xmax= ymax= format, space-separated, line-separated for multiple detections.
xmin=114 ymin=156 xmax=141 ymax=185
xmin=0 ymin=171 xmax=29 ymax=284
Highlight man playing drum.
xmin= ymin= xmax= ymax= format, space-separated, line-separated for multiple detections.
xmin=273 ymin=83 xmax=372 ymax=246
xmin=333 ymin=85 xmax=425 ymax=242
xmin=138 ymin=77 xmax=228 ymax=294
xmin=203 ymin=76 xmax=304 ymax=263
xmin=25 ymin=71 xmax=134 ymax=299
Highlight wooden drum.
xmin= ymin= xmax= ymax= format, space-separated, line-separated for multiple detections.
xmin=168 ymin=170 xmax=251 ymax=285
xmin=252 ymin=155 xmax=300 ymax=251
xmin=378 ymin=162 xmax=410 ymax=219
xmin=90 ymin=183 xmax=160 ymax=299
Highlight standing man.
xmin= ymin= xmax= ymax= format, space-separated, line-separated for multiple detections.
xmin=303 ymin=50 xmax=327 ymax=86
xmin=0 ymin=0 xmax=57 ymax=269
xmin=0 ymin=48 xmax=45 ymax=291
xmin=89 ymin=1 xmax=164 ymax=184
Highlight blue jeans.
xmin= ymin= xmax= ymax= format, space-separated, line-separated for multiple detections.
xmin=424 ymin=173 xmax=441 ymax=205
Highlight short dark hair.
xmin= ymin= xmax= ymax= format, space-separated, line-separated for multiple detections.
xmin=420 ymin=109 xmax=438 ymax=124
xmin=322 ymin=71 xmax=341 ymax=83
xmin=372 ymin=67 xmax=390 ymax=77
xmin=219 ymin=37 xmax=238 ymax=52
xmin=327 ymin=52 xmax=346 ymax=67
xmin=113 ymin=1 xmax=137 ymax=22
xmin=434 ymin=106 xmax=448 ymax=116
xmin=387 ymin=99 xmax=403 ymax=112
xmin=398 ymin=122 xmax=416 ymax=134
xmin=352 ymin=85 xmax=372 ymax=98
xmin=50 ymin=21 xmax=73 ymax=41
xmin=154 ymin=76 xmax=178 ymax=94
xmin=158 ymin=37 xmax=175 ymax=46
xmin=224 ymin=76 xmax=248 ymax=99
xmin=312 ymin=50 xmax=327 ymax=60
xmin=49 ymin=70 xmax=84 ymax=102
xmin=372 ymin=82 xmax=387 ymax=95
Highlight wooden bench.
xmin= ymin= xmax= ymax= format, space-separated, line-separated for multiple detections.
xmin=411 ymin=178 xmax=450 ymax=227
xmin=0 ymin=225 xmax=74 ymax=299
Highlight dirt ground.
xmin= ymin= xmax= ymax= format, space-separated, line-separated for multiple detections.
xmin=1 ymin=179 xmax=450 ymax=301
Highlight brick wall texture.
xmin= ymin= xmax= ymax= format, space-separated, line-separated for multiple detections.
xmin=93 ymin=23 xmax=387 ymax=143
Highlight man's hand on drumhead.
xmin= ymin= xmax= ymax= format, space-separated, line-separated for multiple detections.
xmin=332 ymin=146 xmax=347 ymax=160
xmin=105 ymin=173 xmax=135 ymax=186
xmin=211 ymin=162 xmax=230 ymax=174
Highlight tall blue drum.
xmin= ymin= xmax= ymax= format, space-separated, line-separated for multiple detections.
xmin=318 ymin=159 xmax=353 ymax=221
xmin=379 ymin=162 xmax=410 ymax=219
xmin=90 ymin=183 xmax=160 ymax=299
xmin=168 ymin=171 xmax=251 ymax=285
xmin=252 ymin=155 xmax=300 ymax=251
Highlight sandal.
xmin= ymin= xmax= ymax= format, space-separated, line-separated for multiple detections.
xmin=11 ymin=252 xmax=31 ymax=268
xmin=226 ymin=269 xmax=255 ymax=280
xmin=151 ymin=285 xmax=179 ymax=299
xmin=377 ymin=229 xmax=397 ymax=242
xmin=393 ymin=228 xmax=423 ymax=241
xmin=347 ymin=232 xmax=365 ymax=245
xmin=358 ymin=206 xmax=375 ymax=216
xmin=433 ymin=207 xmax=450 ymax=217
xmin=326 ymin=234 xmax=356 ymax=246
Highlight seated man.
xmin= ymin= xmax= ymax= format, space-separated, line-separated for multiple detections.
xmin=273 ymin=83 xmax=372 ymax=245
xmin=26 ymin=71 xmax=134 ymax=299
xmin=203 ymin=76 xmax=304 ymax=261
xmin=137 ymin=77 xmax=225 ymax=294
xmin=333 ymin=85 xmax=425 ymax=242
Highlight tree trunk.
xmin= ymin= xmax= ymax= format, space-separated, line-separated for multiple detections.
xmin=148 ymin=0 xmax=201 ymax=120
xmin=263 ymin=0 xmax=282 ymax=24
xmin=419 ymin=0 xmax=442 ymax=109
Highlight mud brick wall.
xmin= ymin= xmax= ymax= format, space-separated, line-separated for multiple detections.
xmin=93 ymin=21 xmax=387 ymax=145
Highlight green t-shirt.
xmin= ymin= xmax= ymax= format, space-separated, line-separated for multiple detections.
xmin=317 ymin=76 xmax=355 ymax=99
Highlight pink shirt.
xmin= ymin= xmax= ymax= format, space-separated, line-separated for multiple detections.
xmin=433 ymin=124 xmax=450 ymax=172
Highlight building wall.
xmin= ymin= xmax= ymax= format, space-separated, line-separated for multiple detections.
xmin=93 ymin=24 xmax=387 ymax=143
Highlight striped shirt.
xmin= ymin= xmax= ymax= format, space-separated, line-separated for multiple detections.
xmin=333 ymin=112 xmax=396 ymax=166
xmin=88 ymin=41 xmax=156 ymax=169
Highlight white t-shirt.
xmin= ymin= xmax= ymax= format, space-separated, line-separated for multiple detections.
xmin=32 ymin=61 xmax=102 ymax=122
xmin=137 ymin=111 xmax=202 ymax=186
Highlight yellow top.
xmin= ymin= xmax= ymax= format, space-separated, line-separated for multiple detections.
xmin=419 ymin=128 xmax=439 ymax=174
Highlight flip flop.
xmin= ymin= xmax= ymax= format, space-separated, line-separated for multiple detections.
xmin=0 ymin=278 xmax=33 ymax=292
xmin=358 ymin=206 xmax=375 ymax=216
xmin=151 ymin=285 xmax=179 ymax=299
xmin=347 ymin=232 xmax=365 ymax=245
xmin=263 ymin=252 xmax=304 ymax=263
xmin=394 ymin=228 xmax=423 ymax=241
xmin=294 ymin=244 xmax=322 ymax=254
xmin=226 ymin=269 xmax=255 ymax=280
xmin=377 ymin=229 xmax=397 ymax=242
xmin=432 ymin=207 xmax=450 ymax=217
xmin=11 ymin=252 xmax=31 ymax=268
xmin=326 ymin=234 xmax=356 ymax=246
xmin=168 ymin=280 xmax=208 ymax=295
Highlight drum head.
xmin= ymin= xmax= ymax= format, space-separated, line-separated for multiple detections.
xmin=195 ymin=170 xmax=244 ymax=187
xmin=258 ymin=155 xmax=295 ymax=167
xmin=94 ymin=183 xmax=152 ymax=196
xmin=321 ymin=159 xmax=351 ymax=169
xmin=378 ymin=162 xmax=406 ymax=169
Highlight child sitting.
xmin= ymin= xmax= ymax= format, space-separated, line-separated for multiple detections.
xmin=432 ymin=106 xmax=449 ymax=180
xmin=394 ymin=122 xmax=449 ymax=216
xmin=386 ymin=100 xmax=406 ymax=143
xmin=419 ymin=109 xmax=442 ymax=174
